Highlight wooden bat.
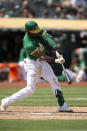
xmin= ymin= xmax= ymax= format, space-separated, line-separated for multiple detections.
xmin=56 ymin=51 xmax=71 ymax=84
xmin=61 ymin=63 xmax=72 ymax=84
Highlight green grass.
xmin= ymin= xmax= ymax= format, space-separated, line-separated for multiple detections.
xmin=0 ymin=119 xmax=87 ymax=131
xmin=0 ymin=87 xmax=87 ymax=131
xmin=0 ymin=87 xmax=87 ymax=106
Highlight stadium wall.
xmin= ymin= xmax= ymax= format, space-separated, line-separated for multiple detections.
xmin=0 ymin=18 xmax=87 ymax=31
xmin=0 ymin=18 xmax=87 ymax=68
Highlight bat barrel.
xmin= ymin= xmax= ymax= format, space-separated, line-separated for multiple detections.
xmin=61 ymin=64 xmax=72 ymax=84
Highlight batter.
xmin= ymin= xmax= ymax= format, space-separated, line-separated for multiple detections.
xmin=0 ymin=21 xmax=73 ymax=112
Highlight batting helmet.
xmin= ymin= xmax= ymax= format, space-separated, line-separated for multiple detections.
xmin=25 ymin=21 xmax=41 ymax=33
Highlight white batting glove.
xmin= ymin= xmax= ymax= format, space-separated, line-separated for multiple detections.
xmin=56 ymin=51 xmax=62 ymax=58
xmin=55 ymin=57 xmax=65 ymax=64
xmin=55 ymin=51 xmax=65 ymax=64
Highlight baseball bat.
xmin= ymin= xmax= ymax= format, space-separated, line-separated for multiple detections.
xmin=61 ymin=63 xmax=72 ymax=84
xmin=56 ymin=51 xmax=72 ymax=84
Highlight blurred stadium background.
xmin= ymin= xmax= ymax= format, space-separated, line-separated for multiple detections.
xmin=0 ymin=1 xmax=87 ymax=130
xmin=0 ymin=0 xmax=87 ymax=82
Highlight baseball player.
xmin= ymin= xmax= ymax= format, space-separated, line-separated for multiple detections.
xmin=0 ymin=21 xmax=73 ymax=112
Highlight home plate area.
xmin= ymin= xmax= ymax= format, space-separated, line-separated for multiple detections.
xmin=0 ymin=106 xmax=87 ymax=120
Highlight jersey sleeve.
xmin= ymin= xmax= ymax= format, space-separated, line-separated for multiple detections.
xmin=18 ymin=48 xmax=27 ymax=62
xmin=23 ymin=38 xmax=36 ymax=55
xmin=41 ymin=30 xmax=57 ymax=48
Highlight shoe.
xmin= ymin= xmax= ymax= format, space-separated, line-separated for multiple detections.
xmin=58 ymin=106 xmax=73 ymax=112
xmin=58 ymin=102 xmax=73 ymax=112
xmin=0 ymin=98 xmax=8 ymax=112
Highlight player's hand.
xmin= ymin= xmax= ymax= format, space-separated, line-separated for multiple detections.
xmin=55 ymin=57 xmax=65 ymax=64
xmin=38 ymin=43 xmax=44 ymax=52
xmin=55 ymin=51 xmax=65 ymax=64
xmin=56 ymin=51 xmax=62 ymax=58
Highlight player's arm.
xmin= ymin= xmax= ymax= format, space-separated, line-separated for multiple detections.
xmin=41 ymin=30 xmax=57 ymax=48
xmin=41 ymin=29 xmax=63 ymax=56
xmin=30 ymin=45 xmax=65 ymax=64
xmin=30 ymin=45 xmax=53 ymax=62
xmin=40 ymin=30 xmax=65 ymax=63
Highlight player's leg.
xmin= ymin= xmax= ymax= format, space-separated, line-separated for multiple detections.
xmin=0 ymin=59 xmax=40 ymax=111
xmin=41 ymin=61 xmax=73 ymax=112
xmin=18 ymin=61 xmax=27 ymax=81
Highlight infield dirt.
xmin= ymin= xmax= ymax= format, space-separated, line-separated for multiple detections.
xmin=0 ymin=106 xmax=87 ymax=120
xmin=0 ymin=81 xmax=87 ymax=89
xmin=0 ymin=81 xmax=87 ymax=120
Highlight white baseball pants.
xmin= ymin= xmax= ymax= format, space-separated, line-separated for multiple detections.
xmin=5 ymin=58 xmax=61 ymax=106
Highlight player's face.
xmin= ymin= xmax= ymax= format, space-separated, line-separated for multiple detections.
xmin=27 ymin=27 xmax=41 ymax=37
xmin=27 ymin=31 xmax=38 ymax=37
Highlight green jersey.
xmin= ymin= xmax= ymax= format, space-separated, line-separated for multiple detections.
xmin=23 ymin=30 xmax=57 ymax=60
xmin=18 ymin=48 xmax=27 ymax=62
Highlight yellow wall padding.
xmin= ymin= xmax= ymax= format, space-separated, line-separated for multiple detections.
xmin=0 ymin=18 xmax=87 ymax=30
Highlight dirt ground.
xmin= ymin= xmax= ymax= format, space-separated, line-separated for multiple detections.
xmin=0 ymin=81 xmax=87 ymax=89
xmin=0 ymin=106 xmax=87 ymax=120
xmin=0 ymin=81 xmax=87 ymax=120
